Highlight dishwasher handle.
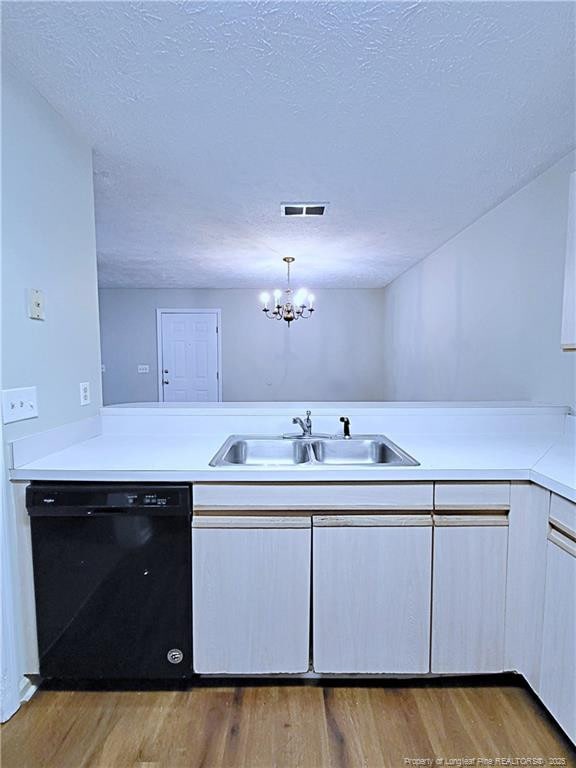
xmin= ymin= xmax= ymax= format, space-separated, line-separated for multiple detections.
xmin=27 ymin=506 xmax=191 ymax=518
xmin=28 ymin=506 xmax=132 ymax=517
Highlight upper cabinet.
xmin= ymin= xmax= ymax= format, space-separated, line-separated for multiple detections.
xmin=561 ymin=170 xmax=576 ymax=351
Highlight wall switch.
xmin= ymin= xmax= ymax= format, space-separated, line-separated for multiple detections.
xmin=137 ymin=365 xmax=150 ymax=374
xmin=2 ymin=387 xmax=38 ymax=424
xmin=79 ymin=382 xmax=91 ymax=406
xmin=28 ymin=289 xmax=45 ymax=320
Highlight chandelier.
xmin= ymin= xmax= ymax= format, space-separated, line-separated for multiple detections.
xmin=259 ymin=257 xmax=315 ymax=326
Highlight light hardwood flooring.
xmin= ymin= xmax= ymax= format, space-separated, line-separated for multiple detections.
xmin=1 ymin=679 xmax=574 ymax=768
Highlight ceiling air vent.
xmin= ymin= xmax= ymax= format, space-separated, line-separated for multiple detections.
xmin=281 ymin=203 xmax=327 ymax=217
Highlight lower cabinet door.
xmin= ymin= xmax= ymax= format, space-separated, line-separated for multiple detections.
xmin=539 ymin=531 xmax=576 ymax=744
xmin=192 ymin=515 xmax=311 ymax=674
xmin=313 ymin=515 xmax=433 ymax=673
xmin=504 ymin=483 xmax=549 ymax=689
xmin=432 ymin=523 xmax=508 ymax=673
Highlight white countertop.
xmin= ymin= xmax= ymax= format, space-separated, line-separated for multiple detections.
xmin=531 ymin=425 xmax=576 ymax=500
xmin=9 ymin=404 xmax=576 ymax=501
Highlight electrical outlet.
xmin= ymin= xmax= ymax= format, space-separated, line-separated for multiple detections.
xmin=79 ymin=382 xmax=91 ymax=406
xmin=101 ymin=364 xmax=106 ymax=373
xmin=137 ymin=365 xmax=150 ymax=374
xmin=2 ymin=387 xmax=38 ymax=424
xmin=28 ymin=289 xmax=45 ymax=320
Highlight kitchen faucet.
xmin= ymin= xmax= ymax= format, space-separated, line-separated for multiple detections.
xmin=339 ymin=416 xmax=351 ymax=439
xmin=292 ymin=410 xmax=313 ymax=437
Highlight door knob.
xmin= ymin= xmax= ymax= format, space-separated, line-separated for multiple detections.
xmin=163 ymin=380 xmax=169 ymax=385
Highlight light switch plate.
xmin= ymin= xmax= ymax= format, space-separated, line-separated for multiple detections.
xmin=28 ymin=289 xmax=45 ymax=320
xmin=2 ymin=387 xmax=38 ymax=424
xmin=79 ymin=382 xmax=91 ymax=406
xmin=137 ymin=365 xmax=150 ymax=374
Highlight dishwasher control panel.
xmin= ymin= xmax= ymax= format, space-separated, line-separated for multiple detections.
xmin=26 ymin=484 xmax=191 ymax=515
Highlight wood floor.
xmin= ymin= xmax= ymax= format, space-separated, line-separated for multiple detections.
xmin=1 ymin=679 xmax=574 ymax=768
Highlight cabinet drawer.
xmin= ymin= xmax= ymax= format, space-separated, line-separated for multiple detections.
xmin=192 ymin=515 xmax=310 ymax=528
xmin=313 ymin=513 xmax=432 ymax=527
xmin=550 ymin=493 xmax=576 ymax=537
xmin=433 ymin=509 xmax=508 ymax=527
xmin=434 ymin=482 xmax=510 ymax=510
xmin=193 ymin=483 xmax=433 ymax=511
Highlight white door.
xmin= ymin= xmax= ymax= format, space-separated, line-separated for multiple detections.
xmin=159 ymin=311 xmax=219 ymax=402
xmin=539 ymin=526 xmax=576 ymax=743
xmin=192 ymin=516 xmax=311 ymax=674
xmin=504 ymin=483 xmax=550 ymax=690
xmin=313 ymin=514 xmax=432 ymax=673
xmin=432 ymin=520 xmax=508 ymax=673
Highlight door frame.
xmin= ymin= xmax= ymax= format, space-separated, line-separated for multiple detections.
xmin=156 ymin=308 xmax=222 ymax=403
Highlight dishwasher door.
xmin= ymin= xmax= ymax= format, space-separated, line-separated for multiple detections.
xmin=27 ymin=484 xmax=192 ymax=679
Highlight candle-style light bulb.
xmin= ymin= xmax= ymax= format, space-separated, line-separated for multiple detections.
xmin=273 ymin=289 xmax=282 ymax=305
xmin=260 ymin=292 xmax=270 ymax=309
xmin=294 ymin=289 xmax=307 ymax=307
xmin=308 ymin=293 xmax=315 ymax=308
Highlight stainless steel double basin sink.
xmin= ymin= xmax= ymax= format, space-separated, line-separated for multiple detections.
xmin=209 ymin=435 xmax=419 ymax=467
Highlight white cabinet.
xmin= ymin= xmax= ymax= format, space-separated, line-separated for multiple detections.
xmin=539 ymin=513 xmax=576 ymax=743
xmin=189 ymin=477 xmax=575 ymax=745
xmin=193 ymin=482 xmax=433 ymax=511
xmin=504 ymin=483 xmax=550 ymax=689
xmin=192 ymin=515 xmax=311 ymax=674
xmin=313 ymin=514 xmax=432 ymax=673
xmin=431 ymin=486 xmax=510 ymax=673
xmin=432 ymin=523 xmax=508 ymax=673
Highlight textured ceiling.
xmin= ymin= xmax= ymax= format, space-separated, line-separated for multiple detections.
xmin=2 ymin=1 xmax=575 ymax=288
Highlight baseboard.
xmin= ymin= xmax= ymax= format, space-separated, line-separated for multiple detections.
xmin=19 ymin=675 xmax=37 ymax=703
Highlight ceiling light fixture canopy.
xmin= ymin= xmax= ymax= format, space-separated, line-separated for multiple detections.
xmin=260 ymin=257 xmax=315 ymax=326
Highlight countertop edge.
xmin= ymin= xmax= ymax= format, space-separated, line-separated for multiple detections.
xmin=9 ymin=467 xmax=533 ymax=484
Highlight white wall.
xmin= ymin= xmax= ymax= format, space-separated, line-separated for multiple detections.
xmin=1 ymin=65 xmax=102 ymax=719
xmin=1 ymin=65 xmax=102 ymax=441
xmin=99 ymin=289 xmax=387 ymax=403
xmin=381 ymin=152 xmax=576 ymax=408
xmin=0 ymin=217 xmax=19 ymax=722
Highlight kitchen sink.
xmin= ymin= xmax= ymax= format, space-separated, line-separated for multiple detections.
xmin=310 ymin=437 xmax=418 ymax=465
xmin=209 ymin=435 xmax=418 ymax=467
xmin=211 ymin=437 xmax=311 ymax=466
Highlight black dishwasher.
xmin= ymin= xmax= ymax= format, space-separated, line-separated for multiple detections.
xmin=27 ymin=483 xmax=192 ymax=680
